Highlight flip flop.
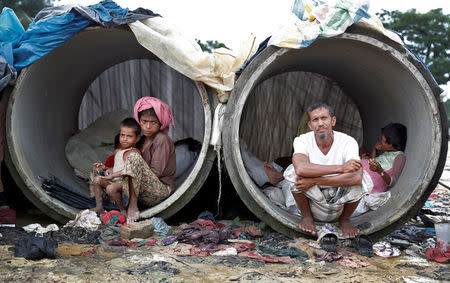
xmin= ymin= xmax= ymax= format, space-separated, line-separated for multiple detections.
xmin=352 ymin=235 xmax=374 ymax=257
xmin=425 ymin=248 xmax=449 ymax=263
xmin=373 ymin=241 xmax=401 ymax=257
xmin=319 ymin=233 xmax=338 ymax=253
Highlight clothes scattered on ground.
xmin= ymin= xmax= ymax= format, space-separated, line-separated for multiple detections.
xmin=23 ymin=223 xmax=59 ymax=234
xmin=152 ymin=217 xmax=171 ymax=237
xmin=14 ymin=236 xmax=58 ymax=260
xmin=98 ymin=224 xmax=121 ymax=243
xmin=175 ymin=219 xmax=235 ymax=246
xmin=100 ymin=211 xmax=127 ymax=225
xmin=0 ymin=227 xmax=28 ymax=245
xmin=64 ymin=209 xmax=102 ymax=231
xmin=386 ymin=226 xmax=435 ymax=250
xmin=1 ymin=180 xmax=448 ymax=270
xmin=258 ymin=246 xmax=308 ymax=259
xmin=49 ymin=227 xmax=101 ymax=245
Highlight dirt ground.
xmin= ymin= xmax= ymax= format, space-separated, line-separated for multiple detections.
xmin=0 ymin=234 xmax=448 ymax=283
xmin=0 ymin=154 xmax=449 ymax=282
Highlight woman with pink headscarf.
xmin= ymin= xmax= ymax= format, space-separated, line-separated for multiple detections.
xmin=118 ymin=97 xmax=176 ymax=222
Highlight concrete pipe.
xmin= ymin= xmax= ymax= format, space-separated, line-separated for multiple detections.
xmin=223 ymin=25 xmax=447 ymax=238
xmin=5 ymin=26 xmax=216 ymax=223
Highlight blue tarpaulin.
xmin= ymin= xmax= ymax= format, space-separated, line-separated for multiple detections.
xmin=0 ymin=0 xmax=158 ymax=91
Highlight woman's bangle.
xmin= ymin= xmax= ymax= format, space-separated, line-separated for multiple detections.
xmin=379 ymin=171 xmax=385 ymax=177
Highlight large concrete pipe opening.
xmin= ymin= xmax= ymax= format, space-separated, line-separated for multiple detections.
xmin=223 ymin=25 xmax=447 ymax=238
xmin=5 ymin=26 xmax=215 ymax=223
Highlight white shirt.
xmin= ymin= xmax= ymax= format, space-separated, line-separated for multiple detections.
xmin=293 ymin=130 xmax=359 ymax=169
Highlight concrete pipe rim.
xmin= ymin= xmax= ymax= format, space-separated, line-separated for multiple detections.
xmin=223 ymin=31 xmax=446 ymax=238
xmin=5 ymin=27 xmax=216 ymax=223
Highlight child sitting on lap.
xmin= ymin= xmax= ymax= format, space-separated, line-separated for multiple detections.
xmin=90 ymin=118 xmax=141 ymax=213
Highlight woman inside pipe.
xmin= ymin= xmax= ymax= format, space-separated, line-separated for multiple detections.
xmin=110 ymin=97 xmax=176 ymax=223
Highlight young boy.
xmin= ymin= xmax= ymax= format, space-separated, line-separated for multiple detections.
xmin=90 ymin=118 xmax=141 ymax=213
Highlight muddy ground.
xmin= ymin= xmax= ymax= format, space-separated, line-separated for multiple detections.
xmin=0 ymin=157 xmax=448 ymax=282
xmin=0 ymin=233 xmax=448 ymax=282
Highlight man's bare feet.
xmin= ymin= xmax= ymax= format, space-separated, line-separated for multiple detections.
xmin=339 ymin=218 xmax=360 ymax=238
xmin=264 ymin=162 xmax=284 ymax=185
xmin=299 ymin=216 xmax=316 ymax=235
xmin=90 ymin=206 xmax=104 ymax=213
xmin=127 ymin=204 xmax=139 ymax=223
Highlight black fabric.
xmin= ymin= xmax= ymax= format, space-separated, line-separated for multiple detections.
xmin=258 ymin=246 xmax=309 ymax=259
xmin=48 ymin=227 xmax=100 ymax=244
xmin=389 ymin=226 xmax=435 ymax=243
xmin=0 ymin=227 xmax=28 ymax=245
xmin=40 ymin=174 xmax=118 ymax=210
xmin=14 ymin=236 xmax=58 ymax=260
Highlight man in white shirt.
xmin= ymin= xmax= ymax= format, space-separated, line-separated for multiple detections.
xmin=292 ymin=102 xmax=367 ymax=238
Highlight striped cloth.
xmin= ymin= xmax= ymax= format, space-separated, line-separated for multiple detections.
xmin=293 ymin=170 xmax=373 ymax=222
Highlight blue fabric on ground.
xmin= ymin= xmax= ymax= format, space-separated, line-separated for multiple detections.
xmin=151 ymin=217 xmax=171 ymax=237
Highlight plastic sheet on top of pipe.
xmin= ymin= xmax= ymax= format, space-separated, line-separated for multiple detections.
xmin=0 ymin=1 xmax=158 ymax=91
xmin=128 ymin=17 xmax=257 ymax=103
xmin=269 ymin=0 xmax=403 ymax=49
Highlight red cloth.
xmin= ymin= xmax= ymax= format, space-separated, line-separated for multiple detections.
xmin=238 ymin=250 xmax=295 ymax=264
xmin=189 ymin=246 xmax=210 ymax=257
xmin=134 ymin=97 xmax=175 ymax=132
xmin=192 ymin=219 xmax=217 ymax=230
xmin=100 ymin=211 xmax=127 ymax=225
xmin=105 ymin=154 xmax=115 ymax=168
xmin=232 ymin=242 xmax=255 ymax=253
xmin=0 ymin=209 xmax=15 ymax=224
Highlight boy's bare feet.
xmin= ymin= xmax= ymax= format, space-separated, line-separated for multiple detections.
xmin=298 ymin=216 xmax=316 ymax=235
xmin=127 ymin=204 xmax=139 ymax=223
xmin=339 ymin=218 xmax=360 ymax=238
xmin=263 ymin=162 xmax=284 ymax=185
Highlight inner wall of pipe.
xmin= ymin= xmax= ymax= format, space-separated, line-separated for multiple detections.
xmin=8 ymin=28 xmax=205 ymax=218
xmin=238 ymin=37 xmax=439 ymax=231
xmin=240 ymin=71 xmax=363 ymax=162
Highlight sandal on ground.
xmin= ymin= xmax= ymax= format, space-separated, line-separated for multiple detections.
xmin=319 ymin=233 xmax=338 ymax=253
xmin=352 ymin=234 xmax=374 ymax=257
xmin=373 ymin=241 xmax=401 ymax=257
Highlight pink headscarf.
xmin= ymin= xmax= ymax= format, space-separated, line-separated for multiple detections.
xmin=134 ymin=97 xmax=175 ymax=132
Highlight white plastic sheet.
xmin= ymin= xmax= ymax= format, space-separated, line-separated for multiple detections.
xmin=128 ymin=17 xmax=257 ymax=103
